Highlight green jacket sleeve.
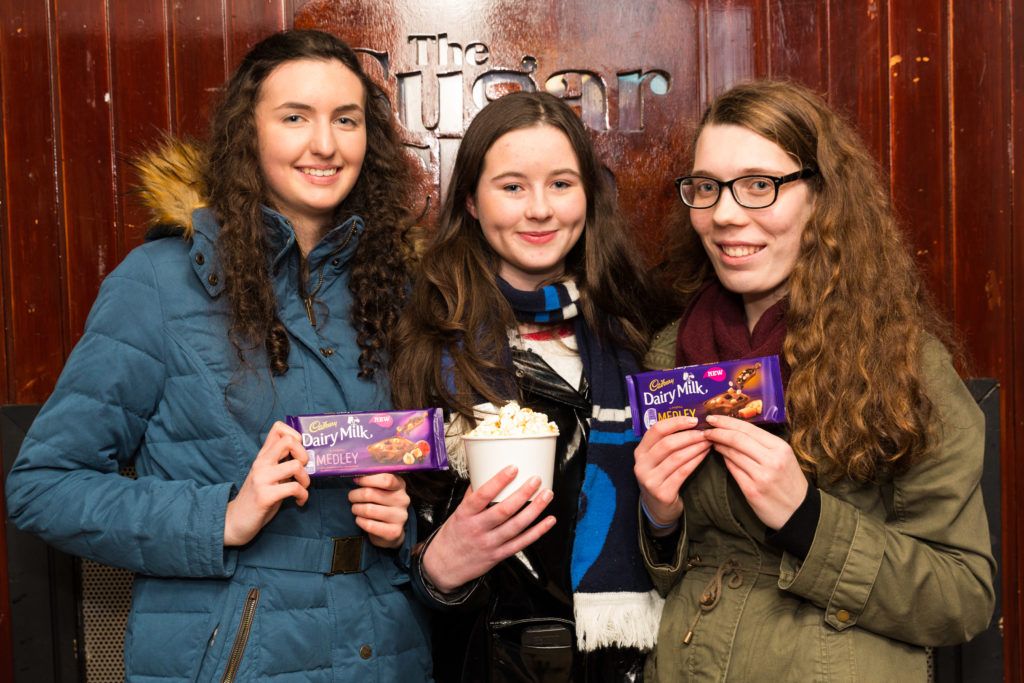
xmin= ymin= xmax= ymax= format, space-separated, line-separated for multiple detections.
xmin=778 ymin=342 xmax=996 ymax=646
xmin=639 ymin=513 xmax=689 ymax=597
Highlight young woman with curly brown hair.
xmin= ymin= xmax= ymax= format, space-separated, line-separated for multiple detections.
xmin=6 ymin=30 xmax=433 ymax=680
xmin=634 ymin=79 xmax=996 ymax=681
xmin=391 ymin=91 xmax=660 ymax=681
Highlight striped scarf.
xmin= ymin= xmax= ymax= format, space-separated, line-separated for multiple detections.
xmin=498 ymin=277 xmax=663 ymax=651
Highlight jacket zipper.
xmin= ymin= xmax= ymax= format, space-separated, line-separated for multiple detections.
xmin=303 ymin=296 xmax=317 ymax=327
xmin=299 ymin=219 xmax=357 ymax=330
xmin=221 ymin=587 xmax=259 ymax=683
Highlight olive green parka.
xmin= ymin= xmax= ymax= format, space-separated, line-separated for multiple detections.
xmin=641 ymin=321 xmax=995 ymax=682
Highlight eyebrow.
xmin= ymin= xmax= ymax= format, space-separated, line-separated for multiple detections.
xmin=488 ymin=168 xmax=582 ymax=182
xmin=691 ymin=167 xmax=790 ymax=177
xmin=273 ymin=102 xmax=364 ymax=115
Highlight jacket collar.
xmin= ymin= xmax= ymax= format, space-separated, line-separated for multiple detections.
xmin=187 ymin=207 xmax=365 ymax=298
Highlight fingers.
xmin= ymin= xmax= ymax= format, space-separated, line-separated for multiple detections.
xmin=352 ymin=472 xmax=405 ymax=492
xmin=635 ymin=417 xmax=709 ymax=502
xmin=349 ymin=476 xmax=411 ymax=513
xmin=486 ymin=486 xmax=554 ymax=545
xmin=705 ymin=414 xmax=777 ymax=449
xmin=703 ymin=425 xmax=766 ymax=466
xmin=354 ymin=516 xmax=405 ymax=548
xmin=660 ymin=447 xmax=710 ymax=494
xmin=271 ymin=480 xmax=310 ymax=507
xmin=644 ymin=437 xmax=710 ymax=481
xmin=637 ymin=415 xmax=701 ymax=452
xmin=462 ymin=466 xmax=521 ymax=513
xmin=719 ymin=452 xmax=755 ymax=494
xmin=447 ymin=476 xmax=554 ymax=549
xmin=713 ymin=442 xmax=756 ymax=481
xmin=258 ymin=421 xmax=309 ymax=467
xmin=494 ymin=514 xmax=556 ymax=557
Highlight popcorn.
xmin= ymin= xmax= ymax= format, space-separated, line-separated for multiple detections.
xmin=464 ymin=401 xmax=559 ymax=438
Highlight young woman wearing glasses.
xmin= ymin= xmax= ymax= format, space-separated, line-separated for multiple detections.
xmin=634 ymin=80 xmax=995 ymax=681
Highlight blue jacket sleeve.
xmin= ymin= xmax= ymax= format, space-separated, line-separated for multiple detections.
xmin=4 ymin=250 xmax=236 ymax=578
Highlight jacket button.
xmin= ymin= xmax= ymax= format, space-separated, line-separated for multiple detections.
xmin=359 ymin=644 xmax=372 ymax=659
xmin=320 ymin=347 xmax=334 ymax=357
xmin=331 ymin=258 xmax=341 ymax=267
xmin=194 ymin=252 xmax=205 ymax=265
xmin=208 ymin=273 xmax=219 ymax=286
xmin=835 ymin=609 xmax=851 ymax=623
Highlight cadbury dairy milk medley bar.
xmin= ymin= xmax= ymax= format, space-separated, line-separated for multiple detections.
xmin=626 ymin=355 xmax=786 ymax=435
xmin=285 ymin=408 xmax=448 ymax=477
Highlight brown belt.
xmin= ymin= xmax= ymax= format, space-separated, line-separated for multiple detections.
xmin=237 ymin=532 xmax=368 ymax=575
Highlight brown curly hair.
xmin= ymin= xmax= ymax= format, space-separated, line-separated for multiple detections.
xmin=390 ymin=91 xmax=656 ymax=420
xmin=203 ymin=29 xmax=415 ymax=378
xmin=664 ymin=80 xmax=955 ymax=482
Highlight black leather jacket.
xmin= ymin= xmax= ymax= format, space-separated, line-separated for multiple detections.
xmin=412 ymin=348 xmax=645 ymax=682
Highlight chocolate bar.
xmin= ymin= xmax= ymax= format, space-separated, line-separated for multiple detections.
xmin=625 ymin=355 xmax=786 ymax=435
xmin=285 ymin=408 xmax=449 ymax=477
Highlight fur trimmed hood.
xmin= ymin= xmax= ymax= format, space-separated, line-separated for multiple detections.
xmin=134 ymin=139 xmax=206 ymax=239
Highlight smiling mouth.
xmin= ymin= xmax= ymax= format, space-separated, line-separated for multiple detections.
xmin=520 ymin=231 xmax=557 ymax=242
xmin=301 ymin=167 xmax=338 ymax=177
xmin=719 ymin=244 xmax=764 ymax=257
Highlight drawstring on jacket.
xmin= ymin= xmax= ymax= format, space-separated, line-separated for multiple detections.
xmin=682 ymin=556 xmax=781 ymax=645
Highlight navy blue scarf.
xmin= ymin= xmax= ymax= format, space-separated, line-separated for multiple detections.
xmin=498 ymin=277 xmax=662 ymax=651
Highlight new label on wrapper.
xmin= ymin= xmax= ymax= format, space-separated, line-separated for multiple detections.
xmin=285 ymin=408 xmax=449 ymax=476
xmin=625 ymin=355 xmax=786 ymax=436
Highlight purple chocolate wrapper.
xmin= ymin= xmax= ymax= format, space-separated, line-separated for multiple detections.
xmin=626 ymin=355 xmax=786 ymax=435
xmin=285 ymin=408 xmax=448 ymax=477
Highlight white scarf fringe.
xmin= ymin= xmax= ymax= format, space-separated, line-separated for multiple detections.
xmin=573 ymin=589 xmax=665 ymax=652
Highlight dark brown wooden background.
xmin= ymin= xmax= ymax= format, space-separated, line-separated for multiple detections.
xmin=1 ymin=0 xmax=1020 ymax=678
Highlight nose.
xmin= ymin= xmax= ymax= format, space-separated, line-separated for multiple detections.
xmin=524 ymin=189 xmax=554 ymax=221
xmin=711 ymin=186 xmax=747 ymax=227
xmin=308 ymin=119 xmax=337 ymax=157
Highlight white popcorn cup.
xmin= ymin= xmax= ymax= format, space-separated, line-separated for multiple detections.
xmin=462 ymin=434 xmax=557 ymax=502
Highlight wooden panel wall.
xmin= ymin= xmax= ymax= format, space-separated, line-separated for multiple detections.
xmin=0 ymin=0 xmax=1019 ymax=679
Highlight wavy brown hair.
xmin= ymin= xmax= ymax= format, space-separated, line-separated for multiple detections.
xmin=203 ymin=29 xmax=414 ymax=378
xmin=391 ymin=91 xmax=655 ymax=419
xmin=664 ymin=80 xmax=954 ymax=482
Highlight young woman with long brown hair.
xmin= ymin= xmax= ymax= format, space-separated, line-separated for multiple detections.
xmin=391 ymin=90 xmax=660 ymax=681
xmin=634 ymin=79 xmax=996 ymax=680
xmin=6 ymin=30 xmax=432 ymax=680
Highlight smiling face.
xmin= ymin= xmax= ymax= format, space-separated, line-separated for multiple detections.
xmin=467 ymin=124 xmax=586 ymax=291
xmin=255 ymin=58 xmax=367 ymax=247
xmin=690 ymin=123 xmax=815 ymax=327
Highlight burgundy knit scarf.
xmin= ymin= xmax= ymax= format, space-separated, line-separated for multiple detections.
xmin=675 ymin=281 xmax=791 ymax=386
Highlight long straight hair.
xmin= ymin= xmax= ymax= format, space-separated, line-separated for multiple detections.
xmin=391 ymin=91 xmax=655 ymax=418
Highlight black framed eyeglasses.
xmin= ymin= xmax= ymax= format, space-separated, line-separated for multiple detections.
xmin=674 ymin=168 xmax=818 ymax=209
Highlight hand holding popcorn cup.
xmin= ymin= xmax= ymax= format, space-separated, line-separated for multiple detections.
xmin=462 ymin=401 xmax=559 ymax=502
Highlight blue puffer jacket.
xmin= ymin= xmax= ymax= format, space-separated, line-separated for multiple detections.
xmin=5 ymin=199 xmax=433 ymax=681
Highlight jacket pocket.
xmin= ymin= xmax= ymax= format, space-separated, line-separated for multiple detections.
xmin=192 ymin=584 xmax=260 ymax=683
xmin=220 ymin=587 xmax=260 ymax=683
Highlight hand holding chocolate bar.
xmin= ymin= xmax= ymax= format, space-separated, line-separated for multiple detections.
xmin=633 ymin=415 xmax=711 ymax=531
xmin=348 ymin=473 xmax=411 ymax=549
xmin=224 ymin=421 xmax=311 ymax=547
xmin=703 ymin=414 xmax=808 ymax=530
